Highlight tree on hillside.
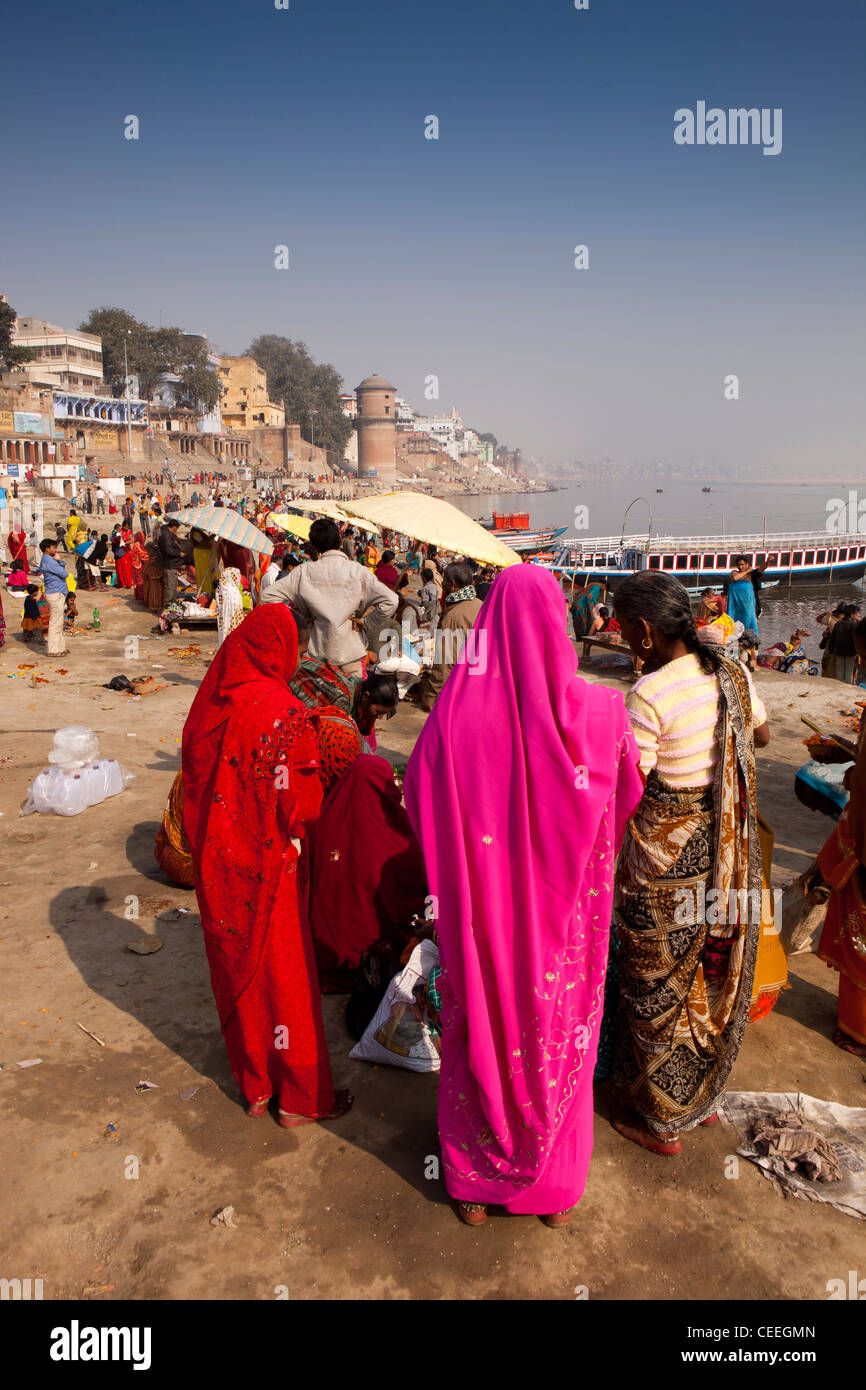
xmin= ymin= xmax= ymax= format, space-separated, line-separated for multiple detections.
xmin=246 ymin=334 xmax=352 ymax=465
xmin=477 ymin=432 xmax=498 ymax=447
xmin=79 ymin=308 xmax=220 ymax=409
xmin=0 ymin=298 xmax=33 ymax=372
xmin=79 ymin=307 xmax=148 ymax=395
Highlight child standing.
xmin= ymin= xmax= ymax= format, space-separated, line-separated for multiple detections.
xmin=22 ymin=584 xmax=47 ymax=643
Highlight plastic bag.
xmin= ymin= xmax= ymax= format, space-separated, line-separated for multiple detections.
xmin=22 ymin=758 xmax=136 ymax=817
xmin=349 ymin=940 xmax=441 ymax=1072
xmin=376 ymin=652 xmax=422 ymax=698
xmin=47 ymin=725 xmax=100 ymax=771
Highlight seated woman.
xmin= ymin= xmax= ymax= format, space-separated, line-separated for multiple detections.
xmin=182 ymin=604 xmax=352 ymax=1127
xmin=303 ymin=755 xmax=427 ymax=998
xmin=288 ymin=650 xmax=425 ymax=1002
xmin=353 ymin=671 xmax=398 ymax=753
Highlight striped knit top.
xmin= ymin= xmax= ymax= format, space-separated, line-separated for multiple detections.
xmin=625 ymin=653 xmax=767 ymax=788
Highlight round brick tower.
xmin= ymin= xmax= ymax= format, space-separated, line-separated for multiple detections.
xmin=355 ymin=373 xmax=396 ymax=488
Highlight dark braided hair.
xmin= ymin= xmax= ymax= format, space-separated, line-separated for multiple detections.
xmin=613 ymin=572 xmax=725 ymax=675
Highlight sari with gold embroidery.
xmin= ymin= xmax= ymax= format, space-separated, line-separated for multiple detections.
xmin=613 ymin=658 xmax=762 ymax=1136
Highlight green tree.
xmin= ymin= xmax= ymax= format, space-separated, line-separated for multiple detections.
xmin=0 ymin=298 xmax=34 ymax=371
xmin=80 ymin=307 xmax=149 ymax=395
xmin=176 ymin=351 xmax=222 ymax=413
xmin=246 ymin=334 xmax=352 ymax=466
xmin=80 ymin=308 xmax=220 ymax=408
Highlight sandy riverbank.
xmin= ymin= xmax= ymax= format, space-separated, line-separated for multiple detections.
xmin=0 ymin=582 xmax=863 ymax=1301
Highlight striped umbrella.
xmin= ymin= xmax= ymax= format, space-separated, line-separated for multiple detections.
xmin=171 ymin=506 xmax=273 ymax=556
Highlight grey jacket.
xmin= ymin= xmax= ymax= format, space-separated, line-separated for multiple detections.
xmin=262 ymin=548 xmax=397 ymax=664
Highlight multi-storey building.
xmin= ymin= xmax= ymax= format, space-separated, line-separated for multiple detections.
xmin=217 ymin=355 xmax=285 ymax=430
xmin=11 ymin=316 xmax=105 ymax=393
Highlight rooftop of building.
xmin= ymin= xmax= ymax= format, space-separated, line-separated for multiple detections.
xmin=14 ymin=317 xmax=101 ymax=345
xmin=356 ymin=373 xmax=395 ymax=391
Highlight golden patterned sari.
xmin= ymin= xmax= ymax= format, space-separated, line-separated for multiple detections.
xmin=154 ymin=770 xmax=195 ymax=887
xmin=613 ymin=658 xmax=762 ymax=1136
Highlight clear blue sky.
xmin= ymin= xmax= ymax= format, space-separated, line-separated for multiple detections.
xmin=2 ymin=0 xmax=864 ymax=475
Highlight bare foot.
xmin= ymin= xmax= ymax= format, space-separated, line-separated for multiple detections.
xmin=611 ymin=1104 xmax=682 ymax=1155
xmin=833 ymin=1028 xmax=866 ymax=1058
xmin=277 ymin=1088 xmax=354 ymax=1128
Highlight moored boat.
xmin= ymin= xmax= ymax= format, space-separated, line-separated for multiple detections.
xmin=480 ymin=511 xmax=568 ymax=553
xmin=545 ymin=531 xmax=866 ymax=587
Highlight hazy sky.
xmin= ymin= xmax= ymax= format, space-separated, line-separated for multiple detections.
xmin=2 ymin=0 xmax=864 ymax=474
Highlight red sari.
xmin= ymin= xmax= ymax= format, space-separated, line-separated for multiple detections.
xmin=182 ymin=604 xmax=337 ymax=1115
xmin=7 ymin=530 xmax=28 ymax=576
xmin=115 ymin=527 xmax=134 ymax=588
xmin=130 ymin=532 xmax=148 ymax=602
xmin=304 ymin=755 xmax=427 ymax=990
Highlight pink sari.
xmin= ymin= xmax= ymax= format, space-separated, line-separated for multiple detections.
xmin=404 ymin=566 xmax=643 ymax=1213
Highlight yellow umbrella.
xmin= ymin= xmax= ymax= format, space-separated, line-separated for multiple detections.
xmin=287 ymin=497 xmax=379 ymax=534
xmin=267 ymin=512 xmax=313 ymax=542
xmin=340 ymin=492 xmax=521 ymax=569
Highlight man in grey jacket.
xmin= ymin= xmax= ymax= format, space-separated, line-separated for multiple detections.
xmin=262 ymin=517 xmax=397 ymax=677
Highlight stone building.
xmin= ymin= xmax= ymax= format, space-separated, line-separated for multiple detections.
xmin=355 ymin=373 xmax=396 ymax=487
xmin=217 ymin=356 xmax=285 ymax=430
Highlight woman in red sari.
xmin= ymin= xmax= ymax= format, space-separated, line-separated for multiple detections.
xmin=182 ymin=604 xmax=353 ymax=1126
xmin=7 ymin=527 xmax=29 ymax=576
xmin=130 ymin=531 xmax=148 ymax=603
xmin=114 ymin=525 xmax=134 ymax=589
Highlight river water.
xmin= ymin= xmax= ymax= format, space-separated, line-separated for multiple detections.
xmin=452 ymin=478 xmax=865 ymax=661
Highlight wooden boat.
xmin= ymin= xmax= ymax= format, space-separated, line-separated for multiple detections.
xmin=545 ymin=530 xmax=866 ymax=587
xmin=480 ymin=513 xmax=568 ymax=553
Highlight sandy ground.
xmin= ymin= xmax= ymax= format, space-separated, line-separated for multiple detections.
xmin=0 ymin=578 xmax=864 ymax=1302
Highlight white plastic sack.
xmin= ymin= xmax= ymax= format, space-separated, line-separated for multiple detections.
xmin=48 ymin=725 xmax=100 ymax=771
xmin=22 ymin=759 xmax=136 ymax=817
xmin=349 ymin=940 xmax=441 ymax=1072
xmin=376 ymin=651 xmax=422 ymax=698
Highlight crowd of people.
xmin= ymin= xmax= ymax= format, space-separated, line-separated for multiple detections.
xmin=144 ymin=523 xmax=866 ymax=1229
xmin=1 ymin=489 xmax=864 ymax=1232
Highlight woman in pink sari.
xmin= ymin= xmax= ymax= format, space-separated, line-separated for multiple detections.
xmin=404 ymin=565 xmax=643 ymax=1227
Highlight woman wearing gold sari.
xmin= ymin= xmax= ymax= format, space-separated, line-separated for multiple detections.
xmin=610 ymin=573 xmax=771 ymax=1156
